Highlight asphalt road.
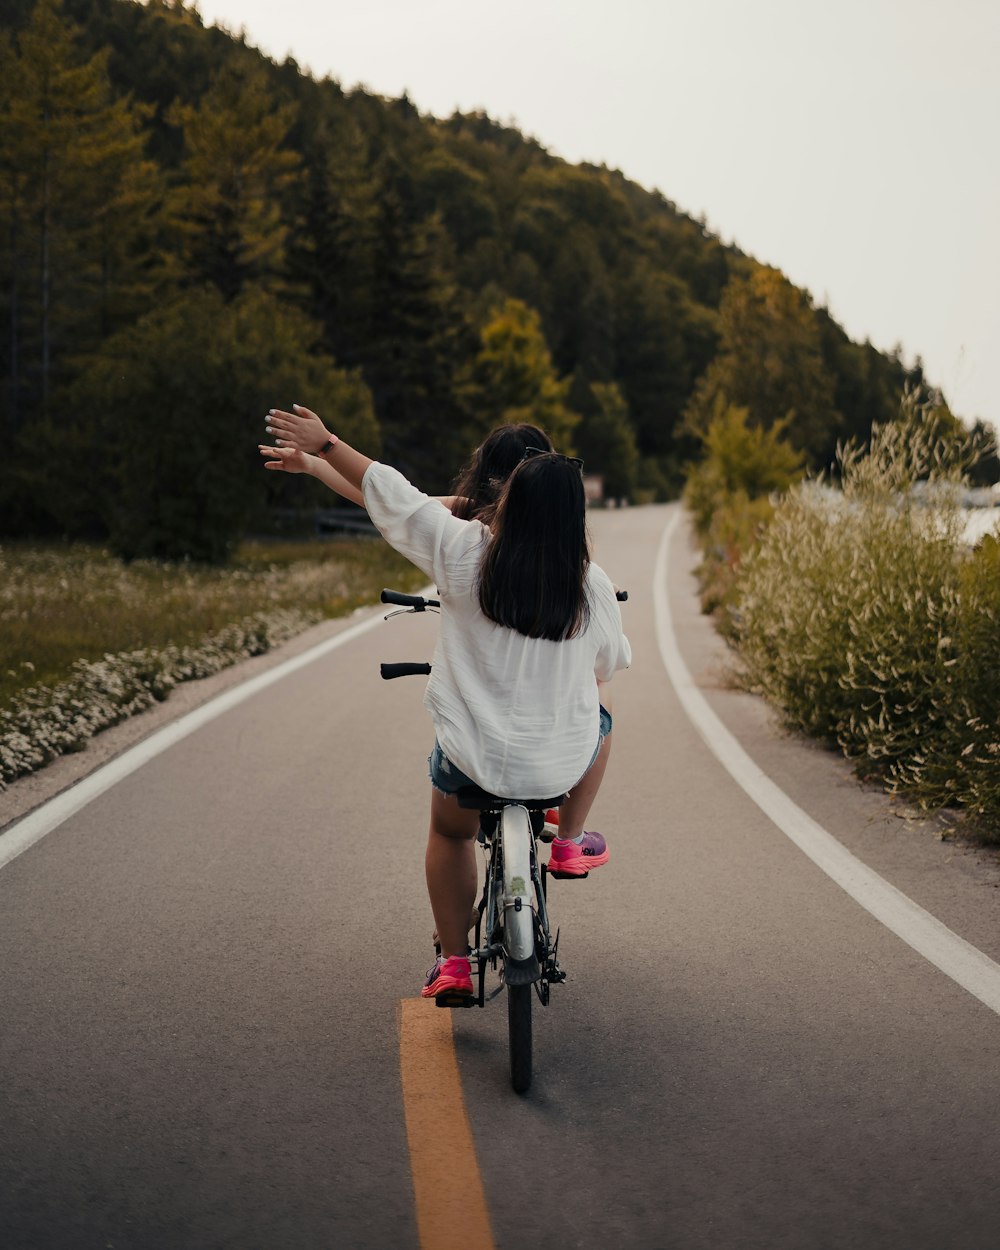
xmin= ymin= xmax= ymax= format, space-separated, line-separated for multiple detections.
xmin=2 ymin=503 xmax=999 ymax=1250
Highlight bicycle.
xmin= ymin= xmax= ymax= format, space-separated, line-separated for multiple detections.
xmin=380 ymin=586 xmax=626 ymax=1094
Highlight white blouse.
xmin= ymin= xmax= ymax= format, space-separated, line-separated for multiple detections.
xmin=362 ymin=462 xmax=631 ymax=797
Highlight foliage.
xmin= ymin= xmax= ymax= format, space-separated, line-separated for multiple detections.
xmin=0 ymin=0 xmax=162 ymax=431
xmin=0 ymin=0 xmax=983 ymax=560
xmin=460 ymin=298 xmax=580 ymax=451
xmin=683 ymin=398 xmax=802 ymax=618
xmin=684 ymin=396 xmax=804 ymax=537
xmin=0 ymin=611 xmax=311 ymax=786
xmin=47 ymin=286 xmax=378 ymax=562
xmin=166 ymin=59 xmax=300 ymax=297
xmin=684 ymin=266 xmax=842 ymax=467
xmin=696 ymin=493 xmax=776 ymax=628
xmin=733 ymin=397 xmax=1000 ymax=835
xmin=575 ymin=381 xmax=639 ymax=501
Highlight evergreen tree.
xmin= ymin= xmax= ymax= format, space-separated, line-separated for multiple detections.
xmin=614 ymin=269 xmax=712 ymax=494
xmin=166 ymin=60 xmax=300 ymax=298
xmin=353 ymin=162 xmax=476 ymax=487
xmin=575 ymin=381 xmax=638 ymax=502
xmin=684 ymin=265 xmax=842 ymax=466
xmin=0 ymin=0 xmax=160 ymax=431
xmin=0 ymin=0 xmax=958 ymax=544
xmin=288 ymin=91 xmax=380 ymax=373
xmin=49 ymin=286 xmax=379 ymax=561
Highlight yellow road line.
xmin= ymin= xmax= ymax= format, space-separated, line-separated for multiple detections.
xmin=399 ymin=999 xmax=496 ymax=1250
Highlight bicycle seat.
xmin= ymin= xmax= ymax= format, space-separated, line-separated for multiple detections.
xmin=455 ymin=785 xmax=567 ymax=812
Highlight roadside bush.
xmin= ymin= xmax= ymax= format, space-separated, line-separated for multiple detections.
xmin=696 ymin=491 xmax=775 ymax=630
xmin=684 ymin=396 xmax=803 ymax=537
xmin=733 ymin=396 xmax=1000 ymax=835
xmin=940 ymin=535 xmax=1000 ymax=827
xmin=683 ymin=396 xmax=802 ymax=618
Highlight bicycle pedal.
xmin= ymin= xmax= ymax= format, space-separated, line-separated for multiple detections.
xmin=547 ymin=868 xmax=589 ymax=880
xmin=434 ymin=992 xmax=476 ymax=1009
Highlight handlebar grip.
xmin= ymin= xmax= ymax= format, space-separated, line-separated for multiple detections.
xmin=616 ymin=589 xmax=628 ymax=602
xmin=380 ymin=588 xmax=440 ymax=610
xmin=380 ymin=662 xmax=433 ymax=680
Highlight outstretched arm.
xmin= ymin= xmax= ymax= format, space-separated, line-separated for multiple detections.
xmin=261 ymin=403 xmax=461 ymax=511
xmin=310 ymin=458 xmax=366 ymax=506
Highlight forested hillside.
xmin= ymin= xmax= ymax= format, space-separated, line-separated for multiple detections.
xmin=0 ymin=0 xmax=966 ymax=561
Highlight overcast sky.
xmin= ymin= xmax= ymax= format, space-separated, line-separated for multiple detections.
xmin=193 ymin=0 xmax=1000 ymax=435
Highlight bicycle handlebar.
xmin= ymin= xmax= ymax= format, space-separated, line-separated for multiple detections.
xmin=381 ymin=589 xmax=440 ymax=611
xmin=381 ymin=661 xmax=433 ymax=680
xmin=383 ymin=587 xmax=626 ymax=608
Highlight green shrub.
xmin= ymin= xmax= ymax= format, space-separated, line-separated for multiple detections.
xmin=695 ymin=491 xmax=774 ymax=629
xmin=939 ymin=535 xmax=1000 ymax=830
xmin=733 ymin=397 xmax=1000 ymax=836
xmin=684 ymin=396 xmax=802 ymax=621
xmin=684 ymin=395 xmax=803 ymax=538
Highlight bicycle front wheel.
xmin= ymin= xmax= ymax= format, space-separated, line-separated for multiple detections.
xmin=507 ymin=982 xmax=532 ymax=1093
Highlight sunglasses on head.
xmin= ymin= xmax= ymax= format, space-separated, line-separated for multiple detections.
xmin=521 ymin=445 xmax=585 ymax=471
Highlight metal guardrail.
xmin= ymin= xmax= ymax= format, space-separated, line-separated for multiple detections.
xmin=268 ymin=508 xmax=379 ymax=536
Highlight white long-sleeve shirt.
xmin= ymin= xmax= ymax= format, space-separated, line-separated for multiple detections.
xmin=363 ymin=462 xmax=631 ymax=796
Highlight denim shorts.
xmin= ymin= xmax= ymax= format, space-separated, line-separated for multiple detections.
xmin=428 ymin=705 xmax=613 ymax=796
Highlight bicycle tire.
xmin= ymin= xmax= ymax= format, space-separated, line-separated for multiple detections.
xmin=507 ymin=982 xmax=532 ymax=1093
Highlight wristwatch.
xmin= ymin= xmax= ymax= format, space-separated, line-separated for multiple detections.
xmin=316 ymin=436 xmax=338 ymax=456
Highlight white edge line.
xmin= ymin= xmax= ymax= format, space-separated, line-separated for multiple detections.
xmin=655 ymin=508 xmax=1000 ymax=1018
xmin=0 ymin=601 xmax=403 ymax=872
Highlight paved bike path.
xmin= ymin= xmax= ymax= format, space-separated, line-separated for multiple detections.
xmin=453 ymin=503 xmax=1000 ymax=1250
xmin=1 ymin=503 xmax=999 ymax=1249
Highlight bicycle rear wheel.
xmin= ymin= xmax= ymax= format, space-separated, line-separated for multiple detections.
xmin=507 ymin=982 xmax=532 ymax=1093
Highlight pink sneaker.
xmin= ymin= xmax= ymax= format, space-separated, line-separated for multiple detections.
xmin=547 ymin=831 xmax=609 ymax=877
xmin=421 ymin=955 xmax=473 ymax=1000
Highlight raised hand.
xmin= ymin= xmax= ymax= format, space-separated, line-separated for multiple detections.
xmin=258 ymin=443 xmax=312 ymax=474
xmin=264 ymin=404 xmax=330 ymax=454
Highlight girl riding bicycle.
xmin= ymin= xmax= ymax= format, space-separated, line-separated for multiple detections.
xmin=261 ymin=406 xmax=631 ymax=999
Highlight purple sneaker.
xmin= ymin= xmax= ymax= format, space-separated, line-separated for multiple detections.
xmin=547 ymin=831 xmax=609 ymax=877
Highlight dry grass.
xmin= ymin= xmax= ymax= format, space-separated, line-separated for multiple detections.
xmin=0 ymin=537 xmax=423 ymax=705
xmin=732 ymin=413 xmax=1000 ymax=838
xmin=0 ymin=537 xmax=425 ymax=787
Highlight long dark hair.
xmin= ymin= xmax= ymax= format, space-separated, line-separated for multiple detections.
xmin=478 ymin=454 xmax=591 ymax=641
xmin=450 ymin=424 xmax=554 ymax=521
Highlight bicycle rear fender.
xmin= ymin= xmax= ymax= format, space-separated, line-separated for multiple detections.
xmin=500 ymin=804 xmax=536 ymax=965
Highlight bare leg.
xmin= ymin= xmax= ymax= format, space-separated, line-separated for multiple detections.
xmin=558 ymin=733 xmax=612 ymax=839
xmin=559 ymin=683 xmax=613 ymax=840
xmin=426 ymin=788 xmax=480 ymax=959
